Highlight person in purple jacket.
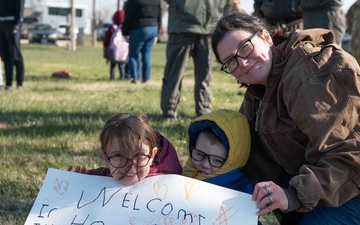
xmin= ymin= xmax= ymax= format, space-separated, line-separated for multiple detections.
xmin=68 ymin=112 xmax=182 ymax=186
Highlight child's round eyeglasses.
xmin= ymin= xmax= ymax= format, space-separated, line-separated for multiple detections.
xmin=220 ymin=30 xmax=261 ymax=74
xmin=191 ymin=147 xmax=226 ymax=168
xmin=107 ymin=153 xmax=152 ymax=168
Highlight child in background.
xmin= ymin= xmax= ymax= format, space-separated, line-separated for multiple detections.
xmin=68 ymin=112 xmax=182 ymax=186
xmin=103 ymin=10 xmax=127 ymax=81
xmin=182 ymin=109 xmax=253 ymax=194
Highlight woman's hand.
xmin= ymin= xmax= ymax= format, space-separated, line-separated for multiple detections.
xmin=252 ymin=181 xmax=289 ymax=216
xmin=67 ymin=165 xmax=88 ymax=174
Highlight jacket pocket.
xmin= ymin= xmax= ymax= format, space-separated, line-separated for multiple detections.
xmin=261 ymin=130 xmax=308 ymax=174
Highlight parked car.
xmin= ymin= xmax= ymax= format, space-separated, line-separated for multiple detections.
xmin=20 ymin=16 xmax=39 ymax=39
xmin=57 ymin=22 xmax=79 ymax=40
xmin=96 ymin=22 xmax=112 ymax=41
xmin=29 ymin=23 xmax=63 ymax=43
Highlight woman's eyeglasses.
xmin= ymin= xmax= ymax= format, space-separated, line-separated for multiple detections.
xmin=107 ymin=153 xmax=152 ymax=168
xmin=220 ymin=30 xmax=261 ymax=74
xmin=191 ymin=147 xmax=226 ymax=168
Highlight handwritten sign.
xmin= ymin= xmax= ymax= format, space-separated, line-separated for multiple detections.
xmin=25 ymin=168 xmax=258 ymax=225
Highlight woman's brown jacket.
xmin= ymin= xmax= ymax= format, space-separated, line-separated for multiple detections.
xmin=240 ymin=28 xmax=360 ymax=213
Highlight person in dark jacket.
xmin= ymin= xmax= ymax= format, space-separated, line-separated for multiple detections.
xmin=292 ymin=0 xmax=346 ymax=46
xmin=0 ymin=0 xmax=24 ymax=90
xmin=346 ymin=0 xmax=360 ymax=63
xmin=253 ymin=0 xmax=303 ymax=32
xmin=211 ymin=11 xmax=360 ymax=225
xmin=122 ymin=0 xmax=161 ymax=83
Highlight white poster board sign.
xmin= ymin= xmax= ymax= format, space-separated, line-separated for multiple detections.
xmin=25 ymin=168 xmax=258 ymax=225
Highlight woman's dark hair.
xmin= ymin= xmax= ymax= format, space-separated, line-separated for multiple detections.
xmin=211 ymin=11 xmax=285 ymax=64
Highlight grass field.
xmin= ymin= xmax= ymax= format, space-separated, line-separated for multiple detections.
xmin=0 ymin=40 xmax=278 ymax=225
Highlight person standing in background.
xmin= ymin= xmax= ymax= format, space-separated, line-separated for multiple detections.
xmin=224 ymin=0 xmax=247 ymax=14
xmin=122 ymin=0 xmax=161 ymax=84
xmin=0 ymin=0 xmax=25 ymax=91
xmin=13 ymin=14 xmax=24 ymax=90
xmin=0 ymin=56 xmax=3 ymax=88
xmin=160 ymin=0 xmax=226 ymax=120
xmin=103 ymin=10 xmax=127 ymax=81
xmin=292 ymin=0 xmax=346 ymax=46
xmin=254 ymin=0 xmax=303 ymax=32
xmin=346 ymin=0 xmax=360 ymax=63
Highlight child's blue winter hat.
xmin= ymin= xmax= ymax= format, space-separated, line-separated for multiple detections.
xmin=188 ymin=120 xmax=229 ymax=151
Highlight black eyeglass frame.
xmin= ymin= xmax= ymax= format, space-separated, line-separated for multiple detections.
xmin=190 ymin=147 xmax=226 ymax=168
xmin=220 ymin=30 xmax=261 ymax=74
xmin=107 ymin=153 xmax=152 ymax=168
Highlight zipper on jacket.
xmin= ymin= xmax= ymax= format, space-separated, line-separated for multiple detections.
xmin=255 ymin=99 xmax=262 ymax=132
xmin=248 ymin=85 xmax=265 ymax=132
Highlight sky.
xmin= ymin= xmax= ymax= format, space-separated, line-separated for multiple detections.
xmin=45 ymin=0 xmax=354 ymax=22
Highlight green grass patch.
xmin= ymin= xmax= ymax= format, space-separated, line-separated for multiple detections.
xmin=0 ymin=41 xmax=278 ymax=225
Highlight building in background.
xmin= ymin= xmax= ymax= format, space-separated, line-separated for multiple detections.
xmin=24 ymin=2 xmax=90 ymax=34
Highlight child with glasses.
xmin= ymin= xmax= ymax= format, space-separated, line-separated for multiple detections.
xmin=182 ymin=109 xmax=253 ymax=194
xmin=68 ymin=112 xmax=182 ymax=186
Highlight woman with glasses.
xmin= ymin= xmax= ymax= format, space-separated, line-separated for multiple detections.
xmin=182 ymin=109 xmax=253 ymax=194
xmin=68 ymin=112 xmax=182 ymax=186
xmin=211 ymin=11 xmax=360 ymax=225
